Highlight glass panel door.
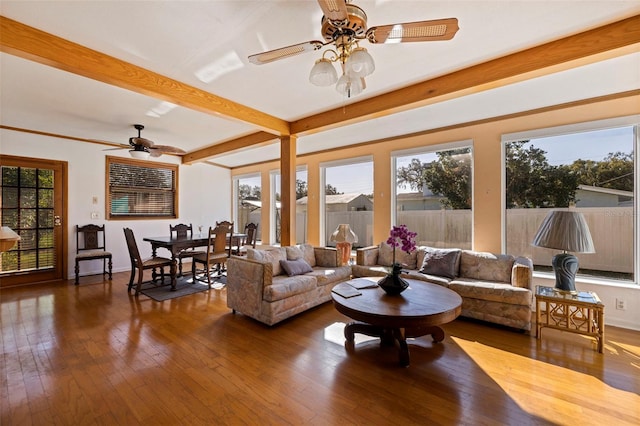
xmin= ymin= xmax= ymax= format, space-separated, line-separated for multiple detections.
xmin=1 ymin=155 xmax=66 ymax=287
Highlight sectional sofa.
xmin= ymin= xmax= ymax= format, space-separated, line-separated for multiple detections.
xmin=352 ymin=243 xmax=534 ymax=331
xmin=227 ymin=243 xmax=534 ymax=331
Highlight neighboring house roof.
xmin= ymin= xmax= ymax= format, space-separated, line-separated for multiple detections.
xmin=296 ymin=193 xmax=368 ymax=205
xmin=242 ymin=199 xmax=281 ymax=209
xmin=577 ymin=184 xmax=633 ymax=198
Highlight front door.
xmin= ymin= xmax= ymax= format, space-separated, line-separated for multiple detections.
xmin=0 ymin=155 xmax=67 ymax=287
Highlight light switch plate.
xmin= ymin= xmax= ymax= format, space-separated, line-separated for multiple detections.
xmin=91 ymin=212 xmax=99 ymax=219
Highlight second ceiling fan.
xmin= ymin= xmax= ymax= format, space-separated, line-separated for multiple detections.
xmin=248 ymin=0 xmax=459 ymax=97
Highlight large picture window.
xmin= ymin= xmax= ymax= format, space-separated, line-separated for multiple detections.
xmin=393 ymin=142 xmax=473 ymax=249
xmin=504 ymin=120 xmax=637 ymax=283
xmin=106 ymin=156 xmax=178 ymax=219
xmin=320 ymin=158 xmax=373 ymax=247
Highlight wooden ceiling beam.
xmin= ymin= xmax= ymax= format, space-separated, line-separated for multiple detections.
xmin=0 ymin=16 xmax=290 ymax=136
xmin=291 ymin=15 xmax=640 ymax=135
xmin=182 ymin=131 xmax=277 ymax=164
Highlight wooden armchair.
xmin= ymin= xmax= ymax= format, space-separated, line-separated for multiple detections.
xmin=192 ymin=222 xmax=233 ymax=288
xmin=169 ymin=223 xmax=204 ymax=276
xmin=75 ymin=224 xmax=112 ymax=285
xmin=123 ymin=227 xmax=176 ymax=295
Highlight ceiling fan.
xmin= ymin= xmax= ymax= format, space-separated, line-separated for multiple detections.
xmin=103 ymin=124 xmax=186 ymax=159
xmin=248 ymin=0 xmax=459 ymax=97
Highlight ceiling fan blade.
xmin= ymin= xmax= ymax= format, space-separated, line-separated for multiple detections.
xmin=317 ymin=0 xmax=348 ymax=25
xmin=152 ymin=145 xmax=186 ymax=155
xmin=366 ymin=18 xmax=459 ymax=44
xmin=248 ymin=40 xmax=324 ymax=65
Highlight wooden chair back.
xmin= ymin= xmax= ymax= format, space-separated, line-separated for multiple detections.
xmin=77 ymin=224 xmax=106 ymax=253
xmin=170 ymin=223 xmax=192 ymax=239
xmin=123 ymin=227 xmax=143 ymax=268
xmin=208 ymin=222 xmax=233 ymax=257
xmin=244 ymin=222 xmax=258 ymax=248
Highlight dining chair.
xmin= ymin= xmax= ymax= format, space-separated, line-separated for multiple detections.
xmin=215 ymin=220 xmax=235 ymax=254
xmin=75 ymin=224 xmax=112 ymax=285
xmin=192 ymin=222 xmax=233 ymax=288
xmin=169 ymin=223 xmax=205 ymax=276
xmin=236 ymin=222 xmax=258 ymax=256
xmin=123 ymin=227 xmax=176 ymax=296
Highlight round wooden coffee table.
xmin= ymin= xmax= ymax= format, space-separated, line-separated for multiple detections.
xmin=331 ymin=277 xmax=462 ymax=366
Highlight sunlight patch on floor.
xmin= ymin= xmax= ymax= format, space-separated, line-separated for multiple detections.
xmin=451 ymin=336 xmax=640 ymax=424
xmin=323 ymin=322 xmax=378 ymax=346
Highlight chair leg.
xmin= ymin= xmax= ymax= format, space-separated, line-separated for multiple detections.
xmin=178 ymin=258 xmax=184 ymax=277
xmin=170 ymin=262 xmax=177 ymax=291
xmin=128 ymin=260 xmax=136 ymax=292
xmin=108 ymin=256 xmax=113 ymax=280
xmin=135 ymin=270 xmax=144 ymax=296
xmin=75 ymin=260 xmax=80 ymax=285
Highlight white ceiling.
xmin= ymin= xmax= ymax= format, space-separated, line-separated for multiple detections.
xmin=1 ymin=1 xmax=639 ymax=167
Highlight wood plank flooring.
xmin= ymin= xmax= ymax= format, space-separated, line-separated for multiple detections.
xmin=2 ymin=272 xmax=639 ymax=425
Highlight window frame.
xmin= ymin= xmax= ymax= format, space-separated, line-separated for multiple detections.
xmin=105 ymin=156 xmax=179 ymax=220
xmin=501 ymin=115 xmax=640 ymax=286
xmin=391 ymin=140 xmax=474 ymax=248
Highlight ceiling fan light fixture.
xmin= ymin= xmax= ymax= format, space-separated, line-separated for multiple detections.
xmin=309 ymin=58 xmax=338 ymax=86
xmin=129 ymin=149 xmax=150 ymax=160
xmin=346 ymin=47 xmax=375 ymax=77
xmin=336 ymin=73 xmax=364 ymax=98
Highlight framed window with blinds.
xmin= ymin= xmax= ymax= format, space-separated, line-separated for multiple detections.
xmin=106 ymin=156 xmax=179 ymax=220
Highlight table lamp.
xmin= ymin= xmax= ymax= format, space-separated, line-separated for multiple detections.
xmin=330 ymin=224 xmax=358 ymax=266
xmin=531 ymin=210 xmax=595 ymax=294
xmin=0 ymin=226 xmax=21 ymax=252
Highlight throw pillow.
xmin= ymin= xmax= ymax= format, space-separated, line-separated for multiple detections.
xmin=285 ymin=244 xmax=316 ymax=267
xmin=419 ymin=247 xmax=462 ymax=279
xmin=279 ymin=258 xmax=313 ymax=277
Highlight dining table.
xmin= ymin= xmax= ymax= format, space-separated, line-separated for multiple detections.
xmin=143 ymin=232 xmax=247 ymax=263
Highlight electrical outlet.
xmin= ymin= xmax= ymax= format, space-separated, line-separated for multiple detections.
xmin=91 ymin=212 xmax=99 ymax=219
xmin=616 ymin=298 xmax=626 ymax=310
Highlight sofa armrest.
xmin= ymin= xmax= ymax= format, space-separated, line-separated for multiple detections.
xmin=314 ymin=246 xmax=339 ymax=267
xmin=356 ymin=245 xmax=379 ymax=266
xmin=511 ymin=256 xmax=533 ymax=289
xmin=227 ymin=256 xmax=273 ymax=312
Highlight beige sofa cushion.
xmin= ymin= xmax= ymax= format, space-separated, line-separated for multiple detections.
xmin=378 ymin=242 xmax=418 ymax=269
xmin=248 ymin=247 xmax=287 ymax=276
xmin=286 ymin=244 xmax=316 ymax=267
xmin=460 ymin=250 xmax=515 ymax=283
xmin=448 ymin=279 xmax=532 ymax=306
xmin=265 ymin=275 xmax=317 ymax=302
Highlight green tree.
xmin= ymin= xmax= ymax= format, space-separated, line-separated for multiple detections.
xmin=570 ymin=151 xmax=633 ymax=191
xmin=396 ymin=148 xmax=472 ymax=209
xmin=325 ymin=183 xmax=342 ymax=195
xmin=238 ymin=184 xmax=261 ymax=200
xmin=505 ymin=141 xmax=578 ymax=208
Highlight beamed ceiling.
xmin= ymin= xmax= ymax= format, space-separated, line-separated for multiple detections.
xmin=1 ymin=1 xmax=639 ymax=168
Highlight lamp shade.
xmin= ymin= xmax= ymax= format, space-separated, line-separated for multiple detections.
xmin=330 ymin=224 xmax=358 ymax=244
xmin=346 ymin=47 xmax=375 ymax=78
xmin=0 ymin=226 xmax=21 ymax=252
xmin=309 ymin=58 xmax=338 ymax=86
xmin=532 ymin=211 xmax=595 ymax=253
xmin=335 ymin=74 xmax=364 ymax=98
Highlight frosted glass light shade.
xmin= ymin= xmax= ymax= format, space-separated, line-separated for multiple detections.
xmin=309 ymin=58 xmax=338 ymax=86
xmin=346 ymin=47 xmax=375 ymax=77
xmin=335 ymin=74 xmax=364 ymax=98
xmin=129 ymin=149 xmax=150 ymax=160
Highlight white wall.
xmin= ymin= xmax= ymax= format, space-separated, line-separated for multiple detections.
xmin=1 ymin=129 xmax=232 ymax=279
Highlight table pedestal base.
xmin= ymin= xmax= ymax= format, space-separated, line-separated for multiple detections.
xmin=344 ymin=321 xmax=445 ymax=367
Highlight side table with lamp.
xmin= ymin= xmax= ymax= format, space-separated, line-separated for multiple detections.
xmin=531 ymin=210 xmax=604 ymax=353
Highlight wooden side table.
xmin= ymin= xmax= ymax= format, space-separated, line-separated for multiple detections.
xmin=535 ymin=285 xmax=605 ymax=353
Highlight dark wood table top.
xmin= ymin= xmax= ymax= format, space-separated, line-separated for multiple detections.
xmin=332 ymin=277 xmax=462 ymax=329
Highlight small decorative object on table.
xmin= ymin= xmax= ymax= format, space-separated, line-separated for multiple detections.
xmin=378 ymin=224 xmax=417 ymax=295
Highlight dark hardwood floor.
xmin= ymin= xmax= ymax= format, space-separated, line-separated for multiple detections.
xmin=2 ymin=271 xmax=639 ymax=425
